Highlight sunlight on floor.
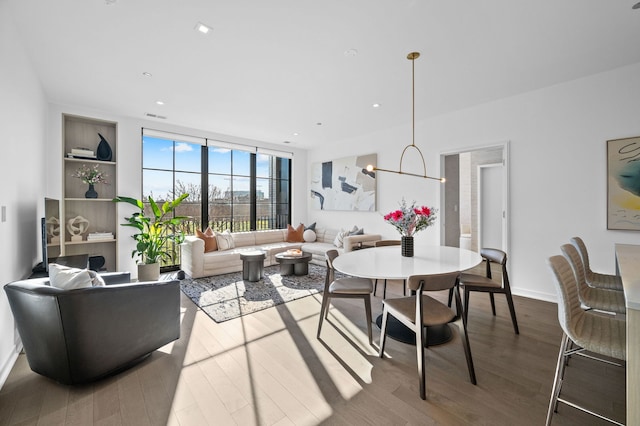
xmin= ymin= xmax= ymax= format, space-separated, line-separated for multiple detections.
xmin=167 ymin=292 xmax=381 ymax=425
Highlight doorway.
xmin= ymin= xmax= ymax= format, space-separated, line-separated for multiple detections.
xmin=440 ymin=142 xmax=509 ymax=253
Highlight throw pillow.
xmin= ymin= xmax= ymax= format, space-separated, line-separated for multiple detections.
xmin=349 ymin=226 xmax=364 ymax=235
xmin=333 ymin=229 xmax=349 ymax=248
xmin=303 ymin=229 xmax=317 ymax=242
xmin=49 ymin=263 xmax=93 ymax=289
xmin=216 ymin=230 xmax=235 ymax=251
xmin=304 ymin=222 xmax=316 ymax=231
xmin=286 ymin=224 xmax=305 ymax=243
xmin=196 ymin=227 xmax=218 ymax=252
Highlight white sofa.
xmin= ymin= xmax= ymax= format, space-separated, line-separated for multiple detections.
xmin=181 ymin=228 xmax=381 ymax=278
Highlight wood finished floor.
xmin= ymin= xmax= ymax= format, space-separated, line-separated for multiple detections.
xmin=0 ymin=278 xmax=626 ymax=425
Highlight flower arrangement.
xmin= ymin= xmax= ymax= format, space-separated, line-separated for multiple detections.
xmin=383 ymin=199 xmax=437 ymax=237
xmin=71 ymin=164 xmax=109 ymax=185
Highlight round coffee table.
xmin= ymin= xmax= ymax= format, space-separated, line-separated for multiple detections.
xmin=275 ymin=252 xmax=312 ymax=276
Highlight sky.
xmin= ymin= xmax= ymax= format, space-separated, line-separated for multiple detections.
xmin=142 ymin=136 xmax=274 ymax=200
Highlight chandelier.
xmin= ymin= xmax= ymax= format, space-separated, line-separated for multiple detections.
xmin=366 ymin=52 xmax=445 ymax=183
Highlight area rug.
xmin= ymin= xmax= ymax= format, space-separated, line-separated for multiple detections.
xmin=180 ymin=264 xmax=346 ymax=323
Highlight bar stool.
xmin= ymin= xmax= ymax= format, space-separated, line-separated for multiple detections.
xmin=570 ymin=237 xmax=624 ymax=291
xmin=561 ymin=244 xmax=626 ymax=315
xmin=546 ymin=255 xmax=625 ymax=426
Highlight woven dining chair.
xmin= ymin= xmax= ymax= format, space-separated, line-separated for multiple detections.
xmin=317 ymin=249 xmax=373 ymax=345
xmin=379 ymin=271 xmax=476 ymax=400
xmin=546 ymin=255 xmax=625 ymax=425
xmin=560 ymin=244 xmax=626 ymax=315
xmin=570 ymin=237 xmax=624 ymax=291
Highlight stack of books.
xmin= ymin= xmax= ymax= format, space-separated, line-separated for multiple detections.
xmin=67 ymin=148 xmax=96 ymax=159
xmin=87 ymin=232 xmax=114 ymax=241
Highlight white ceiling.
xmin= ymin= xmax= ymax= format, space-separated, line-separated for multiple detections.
xmin=7 ymin=0 xmax=640 ymax=149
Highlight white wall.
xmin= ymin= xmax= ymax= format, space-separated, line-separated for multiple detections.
xmin=0 ymin=3 xmax=48 ymax=387
xmin=46 ymin=104 xmax=308 ymax=278
xmin=308 ymin=62 xmax=640 ymax=301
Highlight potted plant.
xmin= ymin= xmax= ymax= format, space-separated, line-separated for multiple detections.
xmin=113 ymin=194 xmax=189 ymax=281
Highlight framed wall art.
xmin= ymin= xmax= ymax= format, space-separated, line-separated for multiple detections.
xmin=310 ymin=153 xmax=376 ymax=211
xmin=607 ymin=136 xmax=640 ymax=230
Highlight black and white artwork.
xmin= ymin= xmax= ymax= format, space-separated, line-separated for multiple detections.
xmin=310 ymin=153 xmax=376 ymax=211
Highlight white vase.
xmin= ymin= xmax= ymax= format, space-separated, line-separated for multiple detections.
xmin=138 ymin=263 xmax=160 ymax=281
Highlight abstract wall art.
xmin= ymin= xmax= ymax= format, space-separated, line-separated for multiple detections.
xmin=310 ymin=154 xmax=376 ymax=211
xmin=607 ymin=136 xmax=640 ymax=230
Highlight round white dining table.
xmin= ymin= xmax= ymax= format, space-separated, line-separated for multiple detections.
xmin=332 ymin=245 xmax=482 ymax=281
xmin=332 ymin=245 xmax=482 ymax=345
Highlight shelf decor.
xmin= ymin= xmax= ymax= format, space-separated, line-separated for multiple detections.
xmin=71 ymin=164 xmax=109 ymax=198
xmin=96 ymin=133 xmax=113 ymax=161
xmin=383 ymin=199 xmax=437 ymax=257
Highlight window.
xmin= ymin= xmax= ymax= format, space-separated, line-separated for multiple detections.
xmin=142 ymin=130 xmax=292 ymax=269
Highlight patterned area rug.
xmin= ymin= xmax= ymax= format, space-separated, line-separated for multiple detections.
xmin=180 ymin=264 xmax=345 ymax=323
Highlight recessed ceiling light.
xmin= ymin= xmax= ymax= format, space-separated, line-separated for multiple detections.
xmin=372 ymin=103 xmax=381 ymax=108
xmin=142 ymin=72 xmax=152 ymax=77
xmin=293 ymin=132 xmax=299 ymax=136
xmin=195 ymin=22 xmax=212 ymax=34
xmin=155 ymin=100 xmax=164 ymax=105
xmin=344 ymin=49 xmax=358 ymax=57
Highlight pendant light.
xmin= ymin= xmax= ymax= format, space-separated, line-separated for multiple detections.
xmin=366 ymin=52 xmax=445 ymax=183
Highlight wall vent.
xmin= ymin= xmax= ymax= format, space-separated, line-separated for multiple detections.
xmin=145 ymin=113 xmax=167 ymax=119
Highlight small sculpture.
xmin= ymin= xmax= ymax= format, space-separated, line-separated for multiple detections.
xmin=96 ymin=133 xmax=113 ymax=161
xmin=46 ymin=216 xmax=61 ymax=244
xmin=67 ymin=216 xmax=90 ymax=242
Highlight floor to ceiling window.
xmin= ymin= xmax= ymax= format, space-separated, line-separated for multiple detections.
xmin=142 ymin=129 xmax=292 ymax=268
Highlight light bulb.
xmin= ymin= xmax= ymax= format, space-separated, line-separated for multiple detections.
xmin=366 ymin=164 xmax=374 ymax=172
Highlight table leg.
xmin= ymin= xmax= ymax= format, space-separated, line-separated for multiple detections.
xmin=294 ymin=262 xmax=309 ymax=276
xmin=280 ymin=263 xmax=294 ymax=275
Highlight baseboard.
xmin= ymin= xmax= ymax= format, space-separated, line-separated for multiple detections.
xmin=0 ymin=344 xmax=21 ymax=390
xmin=512 ymin=288 xmax=557 ymax=304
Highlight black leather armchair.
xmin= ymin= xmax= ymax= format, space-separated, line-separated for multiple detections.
xmin=4 ymin=272 xmax=181 ymax=385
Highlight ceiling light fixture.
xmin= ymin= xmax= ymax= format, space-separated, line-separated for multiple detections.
xmin=155 ymin=100 xmax=164 ymax=105
xmin=195 ymin=22 xmax=211 ymax=34
xmin=366 ymin=52 xmax=445 ymax=183
xmin=372 ymin=103 xmax=381 ymax=108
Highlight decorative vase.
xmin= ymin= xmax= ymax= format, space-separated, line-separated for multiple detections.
xmin=401 ymin=236 xmax=414 ymax=257
xmin=96 ymin=133 xmax=113 ymax=161
xmin=85 ymin=184 xmax=98 ymax=198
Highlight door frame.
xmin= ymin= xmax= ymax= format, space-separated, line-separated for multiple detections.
xmin=439 ymin=141 xmax=510 ymax=254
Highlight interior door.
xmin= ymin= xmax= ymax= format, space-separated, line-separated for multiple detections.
xmin=478 ymin=163 xmax=504 ymax=250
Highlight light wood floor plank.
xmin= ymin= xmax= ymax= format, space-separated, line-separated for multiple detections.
xmin=1 ymin=286 xmax=625 ymax=426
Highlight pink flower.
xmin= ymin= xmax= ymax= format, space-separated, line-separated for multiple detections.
xmin=390 ymin=210 xmax=403 ymax=221
xmin=383 ymin=199 xmax=437 ymax=237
